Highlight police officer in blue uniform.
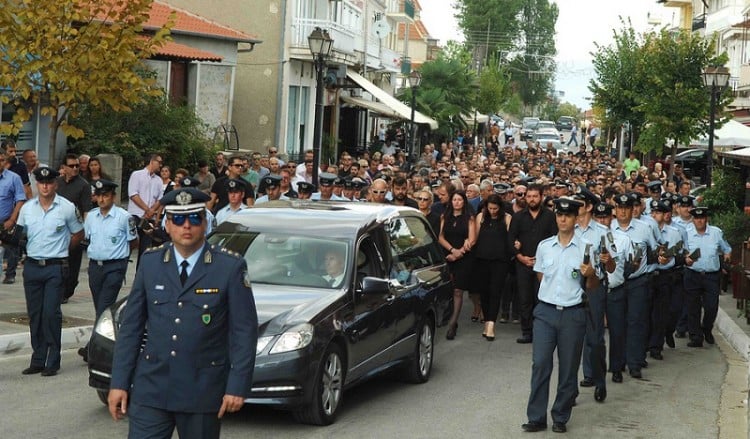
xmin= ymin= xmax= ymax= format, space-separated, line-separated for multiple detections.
xmin=311 ymin=173 xmax=346 ymax=201
xmin=215 ymin=179 xmax=248 ymax=225
xmin=522 ymin=197 xmax=599 ymax=434
xmin=18 ymin=167 xmax=84 ymax=376
xmin=78 ymin=180 xmax=138 ymax=362
xmin=683 ymin=207 xmax=732 ymax=347
xmin=296 ymin=181 xmax=316 ymax=200
xmin=109 ymin=187 xmax=258 ymax=439
xmin=255 ymin=175 xmax=289 ymax=204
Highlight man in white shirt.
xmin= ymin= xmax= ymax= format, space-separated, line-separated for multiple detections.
xmin=322 ymin=246 xmax=346 ymax=288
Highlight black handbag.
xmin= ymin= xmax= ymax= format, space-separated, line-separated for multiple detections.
xmin=0 ymin=224 xmax=23 ymax=246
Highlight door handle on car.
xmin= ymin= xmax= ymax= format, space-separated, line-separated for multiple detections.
xmin=385 ymin=294 xmax=396 ymax=302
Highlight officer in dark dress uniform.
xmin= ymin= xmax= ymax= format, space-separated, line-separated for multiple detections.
xmin=109 ymin=187 xmax=258 ymax=439
xmin=523 ymin=197 xmax=599 ymax=434
xmin=78 ymin=180 xmax=138 ymax=362
xmin=18 ymin=167 xmax=84 ymax=376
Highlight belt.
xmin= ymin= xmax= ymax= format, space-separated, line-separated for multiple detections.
xmin=539 ymin=300 xmax=584 ymax=311
xmin=90 ymin=258 xmax=128 ymax=266
xmin=27 ymin=257 xmax=67 ymax=266
xmin=688 ymin=270 xmax=719 ymax=276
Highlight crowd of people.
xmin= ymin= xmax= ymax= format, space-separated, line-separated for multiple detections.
xmin=0 ymin=129 xmax=736 ymax=434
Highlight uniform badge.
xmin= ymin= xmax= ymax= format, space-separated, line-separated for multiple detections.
xmin=56 ymin=225 xmax=64 ymax=232
xmin=111 ymin=236 xmax=117 ymax=243
xmin=202 ymin=313 xmax=211 ymax=325
xmin=176 ymin=191 xmax=192 ymax=205
xmin=571 ymin=270 xmax=579 ymax=279
xmin=128 ymin=217 xmax=137 ymax=236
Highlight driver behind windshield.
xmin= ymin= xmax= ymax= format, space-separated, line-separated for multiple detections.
xmin=322 ymin=247 xmax=346 ymax=288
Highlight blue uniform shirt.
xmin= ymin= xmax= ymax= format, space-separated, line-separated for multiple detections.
xmin=254 ymin=194 xmax=289 ymax=204
xmin=611 ymin=218 xmax=658 ymax=279
xmin=215 ymin=203 xmax=247 ymax=225
xmin=605 ymin=229 xmax=632 ymax=289
xmin=684 ymin=223 xmax=732 ymax=272
xmin=534 ymin=234 xmax=597 ymax=307
xmin=310 ymin=193 xmax=346 ymax=201
xmin=18 ymin=195 xmax=83 ymax=259
xmin=84 ymin=205 xmax=137 ymax=260
xmin=0 ymin=170 xmax=26 ymax=220
xmin=655 ymin=223 xmax=683 ymax=270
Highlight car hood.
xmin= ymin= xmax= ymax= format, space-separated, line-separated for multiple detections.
xmin=252 ymin=283 xmax=345 ymax=333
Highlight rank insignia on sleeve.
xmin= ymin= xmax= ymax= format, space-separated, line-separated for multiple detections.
xmin=202 ymin=313 xmax=211 ymax=325
xmin=128 ymin=217 xmax=137 ymax=235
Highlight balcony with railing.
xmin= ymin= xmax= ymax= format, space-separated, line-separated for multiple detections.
xmin=692 ymin=14 xmax=706 ymax=31
xmin=290 ymin=18 xmax=357 ymax=58
xmin=386 ymin=0 xmax=415 ymax=23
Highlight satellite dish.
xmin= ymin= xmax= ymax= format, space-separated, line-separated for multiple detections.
xmin=372 ymin=19 xmax=391 ymax=39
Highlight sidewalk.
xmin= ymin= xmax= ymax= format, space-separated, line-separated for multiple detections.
xmin=0 ymin=253 xmax=138 ymax=357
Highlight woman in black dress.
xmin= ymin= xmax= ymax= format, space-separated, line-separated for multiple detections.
xmin=473 ymin=194 xmax=512 ymax=340
xmin=438 ymin=191 xmax=476 ymax=340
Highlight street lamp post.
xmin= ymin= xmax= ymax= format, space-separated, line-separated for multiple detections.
xmin=702 ymin=66 xmax=730 ymax=188
xmin=308 ymin=27 xmax=333 ymax=187
xmin=407 ymin=70 xmax=422 ymax=160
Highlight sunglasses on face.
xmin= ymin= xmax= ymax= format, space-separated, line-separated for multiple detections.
xmin=170 ymin=213 xmax=204 ymax=226
xmin=516 ymin=192 xmax=526 ymax=196
xmin=372 ymin=190 xmax=387 ymax=195
xmin=416 ymin=197 xmax=431 ymax=201
xmin=66 ymin=163 xmax=79 ymax=168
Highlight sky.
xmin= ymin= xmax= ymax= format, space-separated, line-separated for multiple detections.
xmin=420 ymin=0 xmax=673 ymax=110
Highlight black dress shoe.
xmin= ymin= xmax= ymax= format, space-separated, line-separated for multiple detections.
xmin=641 ymin=360 xmax=648 ymax=368
xmin=687 ymin=340 xmax=703 ymax=348
xmin=579 ymin=377 xmax=594 ymax=387
xmin=2 ymin=276 xmax=15 ymax=284
xmin=516 ymin=336 xmax=533 ymax=344
xmin=22 ymin=366 xmax=44 ymax=375
xmin=552 ymin=422 xmax=567 ymax=433
xmin=61 ymin=297 xmax=69 ymax=304
xmin=629 ymin=369 xmax=642 ymax=379
xmin=521 ymin=422 xmax=547 ymax=432
xmin=41 ymin=368 xmax=58 ymax=377
xmin=594 ymin=386 xmax=607 ymax=402
xmin=612 ymin=371 xmax=623 ymax=383
xmin=675 ymin=331 xmax=686 ymax=338
xmin=649 ymin=350 xmax=663 ymax=360
xmin=665 ymin=333 xmax=675 ymax=348
xmin=704 ymin=330 xmax=715 ymax=345
xmin=78 ymin=347 xmax=89 ymax=363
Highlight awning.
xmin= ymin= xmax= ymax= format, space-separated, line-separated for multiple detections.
xmin=341 ymin=96 xmax=402 ymax=118
xmin=461 ymin=112 xmax=489 ymax=124
xmin=153 ymin=40 xmax=223 ymax=62
xmin=346 ymin=71 xmax=438 ymax=129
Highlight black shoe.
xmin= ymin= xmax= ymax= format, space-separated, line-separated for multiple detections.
xmin=594 ymin=386 xmax=607 ymax=402
xmin=650 ymin=350 xmax=663 ymax=360
xmin=629 ymin=369 xmax=642 ymax=379
xmin=579 ymin=377 xmax=594 ymax=387
xmin=41 ymin=368 xmax=58 ymax=377
xmin=2 ymin=276 xmax=15 ymax=284
xmin=641 ymin=360 xmax=648 ymax=368
xmin=552 ymin=422 xmax=567 ymax=433
xmin=22 ymin=366 xmax=44 ymax=375
xmin=665 ymin=333 xmax=675 ymax=348
xmin=687 ymin=340 xmax=703 ymax=348
xmin=675 ymin=331 xmax=686 ymax=339
xmin=704 ymin=330 xmax=715 ymax=345
xmin=61 ymin=297 xmax=69 ymax=304
xmin=516 ymin=336 xmax=533 ymax=344
xmin=78 ymin=347 xmax=89 ymax=363
xmin=570 ymin=398 xmax=577 ymax=407
xmin=521 ymin=422 xmax=547 ymax=432
xmin=446 ymin=323 xmax=457 ymax=340
xmin=612 ymin=372 xmax=623 ymax=383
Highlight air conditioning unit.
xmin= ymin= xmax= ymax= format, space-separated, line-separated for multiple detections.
xmin=350 ymin=88 xmax=362 ymax=98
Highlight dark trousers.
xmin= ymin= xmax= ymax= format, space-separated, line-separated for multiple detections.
xmin=667 ymin=269 xmax=686 ymax=335
xmin=475 ymin=259 xmax=509 ymax=322
xmin=63 ymin=244 xmax=84 ymax=299
xmin=88 ymin=260 xmax=128 ymax=319
xmin=134 ymin=215 xmax=152 ymax=271
xmin=581 ymin=285 xmax=607 ymax=387
xmin=684 ymin=270 xmax=720 ymax=343
xmin=128 ymin=402 xmax=220 ymax=439
xmin=4 ymin=242 xmax=19 ymax=277
xmin=649 ymin=271 xmax=673 ymax=351
xmin=606 ymin=285 xmax=626 ymax=373
xmin=625 ymin=275 xmax=651 ymax=372
xmin=526 ymin=302 xmax=586 ymax=425
xmin=500 ymin=267 xmax=519 ymax=319
xmin=23 ymin=262 xmax=66 ymax=370
xmin=516 ymin=262 xmax=540 ymax=337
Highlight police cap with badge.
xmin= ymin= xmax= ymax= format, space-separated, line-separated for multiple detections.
xmin=593 ymin=202 xmax=613 ymax=217
xmin=318 ymin=172 xmax=337 ymax=187
xmin=262 ymin=175 xmax=281 ymax=189
xmin=553 ymin=196 xmax=583 ymax=215
xmin=296 ymin=181 xmax=316 ymax=194
xmin=678 ymin=195 xmax=695 ymax=206
xmin=161 ymin=187 xmax=211 ymax=216
xmin=226 ymin=178 xmax=246 ymax=193
xmin=351 ymin=178 xmax=368 ymax=191
xmin=689 ymin=206 xmax=709 ymax=218
xmin=493 ymin=182 xmax=511 ymax=195
xmin=647 ymin=180 xmax=662 ymax=193
xmin=33 ymin=166 xmax=59 ymax=183
xmin=180 ymin=176 xmax=200 ymax=188
xmin=649 ymin=199 xmax=670 ymax=213
xmin=573 ymin=185 xmax=599 ymax=205
xmin=614 ymin=193 xmax=636 ymax=207
xmin=92 ymin=179 xmax=118 ymax=195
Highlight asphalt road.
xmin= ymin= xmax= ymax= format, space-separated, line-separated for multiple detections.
xmin=1 ymin=306 xmax=744 ymax=439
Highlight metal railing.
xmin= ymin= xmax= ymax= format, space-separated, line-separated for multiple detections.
xmin=291 ymin=18 xmax=357 ymax=55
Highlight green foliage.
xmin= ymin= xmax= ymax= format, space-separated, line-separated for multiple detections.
xmin=710 ymin=210 xmax=750 ymax=248
xmin=68 ymin=95 xmax=214 ymax=182
xmin=476 ymin=60 xmax=510 ymax=115
xmin=702 ymin=167 xmax=744 ymax=214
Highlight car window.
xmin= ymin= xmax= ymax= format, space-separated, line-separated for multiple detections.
xmin=386 ymin=217 xmax=443 ymax=285
xmin=208 ymin=231 xmax=350 ymax=289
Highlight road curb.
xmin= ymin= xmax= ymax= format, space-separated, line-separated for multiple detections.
xmin=0 ymin=325 xmax=93 ymax=357
xmin=715 ymin=306 xmax=750 ymax=439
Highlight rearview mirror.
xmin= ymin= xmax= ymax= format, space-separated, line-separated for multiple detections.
xmin=361 ymin=277 xmax=390 ymax=295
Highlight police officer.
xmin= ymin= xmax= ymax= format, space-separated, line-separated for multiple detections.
xmin=311 ymin=173 xmax=345 ymax=201
xmin=215 ymin=179 xmax=248 ymax=225
xmin=18 ymin=167 xmax=84 ymax=376
xmin=522 ymin=197 xmax=599 ymax=434
xmin=109 ymin=187 xmax=258 ymax=438
xmin=78 ymin=180 xmax=138 ymax=362
xmin=669 ymin=195 xmax=694 ymax=340
xmin=166 ymin=177 xmax=216 ymax=235
xmin=296 ymin=181 xmax=316 ymax=200
xmin=610 ymin=193 xmax=658 ymax=381
xmin=683 ymin=207 xmax=732 ymax=347
xmin=255 ymin=175 xmax=289 ymax=204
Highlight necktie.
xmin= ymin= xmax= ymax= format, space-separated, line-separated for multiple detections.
xmin=180 ymin=261 xmax=189 ymax=286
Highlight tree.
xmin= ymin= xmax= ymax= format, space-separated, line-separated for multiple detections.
xmin=476 ymin=60 xmax=511 ymax=116
xmin=0 ymin=0 xmax=172 ymax=165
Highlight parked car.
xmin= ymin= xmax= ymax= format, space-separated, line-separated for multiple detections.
xmin=535 ymin=120 xmax=558 ymax=134
xmin=556 ymin=116 xmax=575 ymax=131
xmin=87 ymin=202 xmax=453 ymax=425
xmin=534 ymin=130 xmax=563 ymax=150
xmin=520 ymin=117 xmax=539 ymax=141
xmin=675 ymin=148 xmax=709 ymax=184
